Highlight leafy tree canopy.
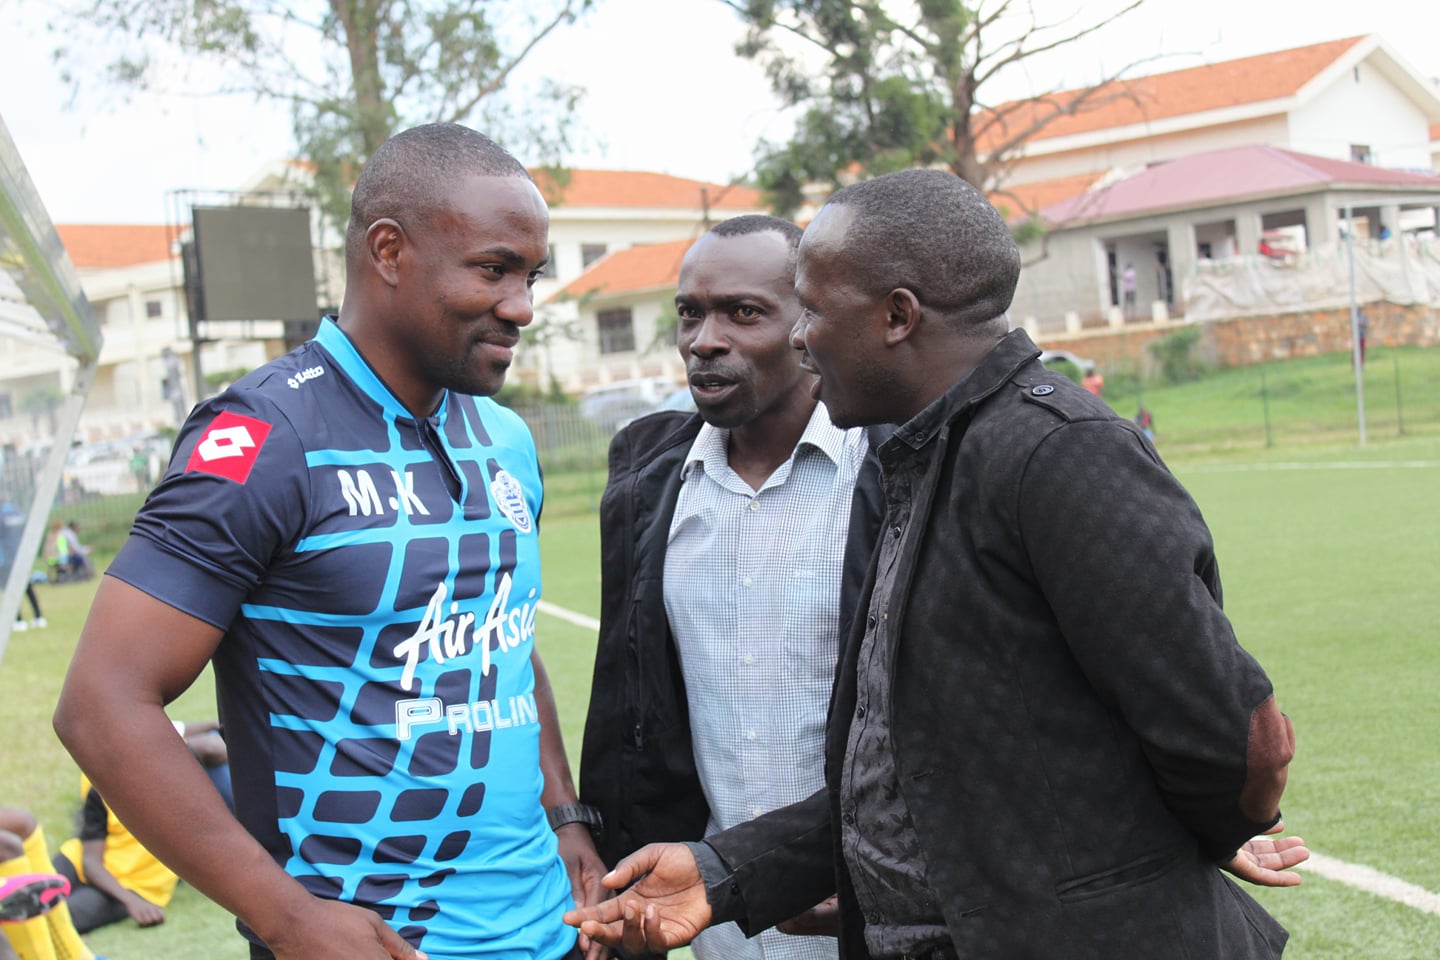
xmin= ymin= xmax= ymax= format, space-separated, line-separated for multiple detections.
xmin=54 ymin=0 xmax=596 ymax=223
xmin=722 ymin=0 xmax=1146 ymax=218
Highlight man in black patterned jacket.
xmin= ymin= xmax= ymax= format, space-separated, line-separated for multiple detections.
xmin=566 ymin=170 xmax=1307 ymax=960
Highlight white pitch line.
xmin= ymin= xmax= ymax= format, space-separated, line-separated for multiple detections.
xmin=1182 ymin=460 xmax=1440 ymax=474
xmin=538 ymin=600 xmax=600 ymax=631
xmin=536 ymin=602 xmax=1440 ymax=918
xmin=1299 ymin=853 xmax=1440 ymax=915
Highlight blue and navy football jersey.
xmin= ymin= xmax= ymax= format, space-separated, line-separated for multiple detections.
xmin=109 ymin=319 xmax=574 ymax=959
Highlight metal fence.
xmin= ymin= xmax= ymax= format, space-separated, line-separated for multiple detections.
xmin=32 ymin=345 xmax=1440 ymax=566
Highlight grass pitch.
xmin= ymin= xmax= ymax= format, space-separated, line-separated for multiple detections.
xmin=2 ymin=418 xmax=1436 ymax=959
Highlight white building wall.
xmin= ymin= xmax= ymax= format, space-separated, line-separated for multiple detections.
xmin=1011 ymin=235 xmax=1110 ymax=330
xmin=1289 ymin=64 xmax=1434 ymax=169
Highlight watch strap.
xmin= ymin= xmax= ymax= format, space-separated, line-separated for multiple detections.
xmin=546 ymin=802 xmax=603 ymax=837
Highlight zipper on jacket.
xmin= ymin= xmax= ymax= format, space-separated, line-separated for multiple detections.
xmin=627 ymin=595 xmax=645 ymax=750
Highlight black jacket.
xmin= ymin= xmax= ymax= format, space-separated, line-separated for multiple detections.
xmin=704 ymin=330 xmax=1289 ymax=960
xmin=578 ymin=409 xmax=887 ymax=868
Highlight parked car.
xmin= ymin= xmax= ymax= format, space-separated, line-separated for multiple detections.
xmin=616 ymin=387 xmax=697 ymax=430
xmin=578 ymin=377 xmax=682 ymax=431
xmin=1039 ymin=348 xmax=1097 ymax=375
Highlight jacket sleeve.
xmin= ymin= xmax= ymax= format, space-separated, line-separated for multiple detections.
xmin=1016 ymin=417 xmax=1291 ymax=859
xmin=701 ymin=788 xmax=836 ymax=935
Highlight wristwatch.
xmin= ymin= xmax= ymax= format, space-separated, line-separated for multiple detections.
xmin=546 ymin=802 xmax=604 ymax=840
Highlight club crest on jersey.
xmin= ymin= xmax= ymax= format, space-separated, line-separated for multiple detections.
xmin=489 ymin=469 xmax=532 ymax=533
xmin=185 ymin=410 xmax=272 ymax=484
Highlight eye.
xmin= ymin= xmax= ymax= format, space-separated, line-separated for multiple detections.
xmin=734 ymin=305 xmax=761 ymax=320
xmin=527 ymin=269 xmax=544 ymax=286
xmin=676 ymin=305 xmax=701 ymax=322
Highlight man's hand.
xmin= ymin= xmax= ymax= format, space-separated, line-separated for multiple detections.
xmin=120 ymin=889 xmax=166 ymax=927
xmin=557 ymin=823 xmax=612 ymax=960
xmin=562 ymin=843 xmax=711 ymax=955
xmin=1222 ymin=821 xmax=1309 ymax=887
xmin=260 ymin=898 xmax=428 ymax=960
xmin=776 ymin=895 xmax=839 ymax=937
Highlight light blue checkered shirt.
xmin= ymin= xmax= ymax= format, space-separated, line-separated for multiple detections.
xmin=665 ymin=402 xmax=866 ymax=960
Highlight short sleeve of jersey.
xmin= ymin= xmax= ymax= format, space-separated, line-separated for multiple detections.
xmin=77 ymin=787 xmax=108 ymax=843
xmin=107 ymin=390 xmax=309 ymax=630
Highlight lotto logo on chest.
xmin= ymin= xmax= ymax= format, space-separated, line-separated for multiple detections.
xmin=185 ymin=411 xmax=273 ymax=484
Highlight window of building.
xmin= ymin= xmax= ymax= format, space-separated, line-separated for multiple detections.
xmin=1350 ymin=144 xmax=1372 ymax=164
xmin=597 ymin=308 xmax=635 ymax=354
xmin=581 ymin=243 xmax=608 ymax=268
xmin=145 ymin=299 xmax=164 ymax=318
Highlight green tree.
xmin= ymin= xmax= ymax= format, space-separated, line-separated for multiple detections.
xmin=54 ymin=0 xmax=596 ymax=223
xmin=721 ymin=0 xmax=1146 ymax=217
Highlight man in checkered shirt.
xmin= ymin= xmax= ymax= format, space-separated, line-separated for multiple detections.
xmin=579 ymin=215 xmax=887 ymax=960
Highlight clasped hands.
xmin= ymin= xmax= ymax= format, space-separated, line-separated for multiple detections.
xmin=564 ymin=824 xmax=1310 ymax=955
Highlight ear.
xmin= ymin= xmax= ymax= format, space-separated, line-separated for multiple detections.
xmin=881 ymin=288 xmax=922 ymax=347
xmin=366 ymin=218 xmax=405 ymax=287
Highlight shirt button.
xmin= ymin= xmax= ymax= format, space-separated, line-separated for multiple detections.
xmin=891 ymin=524 xmax=902 ymax=537
xmin=866 ymin=615 xmax=876 ymax=628
xmin=842 ymin=811 xmax=855 ymax=825
xmin=742 ymin=575 xmax=753 ymax=587
xmin=746 ymin=730 xmax=757 ymax=741
xmin=748 ymin=499 xmax=760 ymax=511
xmin=743 ymin=653 xmax=755 ymax=665
xmin=1032 ymin=384 xmax=1055 ymax=396
xmin=752 ymin=806 xmax=764 ymax=818
xmin=856 ymin=705 xmax=867 ymax=719
xmin=866 ymin=912 xmax=882 ymax=924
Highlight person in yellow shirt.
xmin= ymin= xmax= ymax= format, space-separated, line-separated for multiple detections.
xmin=52 ymin=721 xmax=229 ymax=934
xmin=0 ymin=805 xmax=101 ymax=960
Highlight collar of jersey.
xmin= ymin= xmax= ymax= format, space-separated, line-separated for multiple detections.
xmin=316 ymin=317 xmax=448 ymax=425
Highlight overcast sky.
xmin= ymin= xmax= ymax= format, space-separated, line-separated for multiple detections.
xmin=3 ymin=0 xmax=1438 ymax=225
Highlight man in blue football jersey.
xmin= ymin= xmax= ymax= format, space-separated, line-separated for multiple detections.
xmin=55 ymin=124 xmax=606 ymax=960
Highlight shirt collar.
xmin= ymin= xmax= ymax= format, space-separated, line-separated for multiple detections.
xmin=883 ymin=328 xmax=1041 ymax=454
xmin=681 ymin=401 xmax=849 ymax=481
xmin=316 ymin=316 xmax=446 ymax=424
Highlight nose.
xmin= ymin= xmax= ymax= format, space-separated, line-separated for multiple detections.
xmin=688 ymin=314 xmax=727 ymax=357
xmin=789 ymin=314 xmax=808 ymax=350
xmin=494 ymin=279 xmax=535 ymax=328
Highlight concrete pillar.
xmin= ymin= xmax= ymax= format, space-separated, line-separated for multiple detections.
xmin=1306 ymin=199 xmax=1339 ymax=252
xmin=1235 ymin=212 xmax=1263 ymax=258
xmin=1379 ymin=204 xmax=1401 ymax=241
xmin=1065 ymin=311 xmax=1082 ymax=333
xmin=1106 ymin=306 xmax=1123 ymax=328
xmin=1151 ymin=301 xmax=1170 ymax=324
xmin=127 ymin=284 xmax=153 ymax=428
xmin=1166 ymin=221 xmax=1197 ymax=314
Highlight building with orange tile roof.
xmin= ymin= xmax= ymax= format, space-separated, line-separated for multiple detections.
xmin=511 ymin=171 xmax=764 ymax=390
xmin=53 ymin=225 xmax=176 ymax=270
xmin=994 ymin=34 xmax=1440 ymax=221
xmin=537 ymin=239 xmax=697 ymax=389
xmin=0 ymin=163 xmax=765 ymax=440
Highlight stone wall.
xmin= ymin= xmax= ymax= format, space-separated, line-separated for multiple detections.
xmin=1035 ymin=302 xmax=1439 ymax=373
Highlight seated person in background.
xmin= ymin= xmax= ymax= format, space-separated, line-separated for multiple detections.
xmin=54 ymin=522 xmax=93 ymax=582
xmin=0 ymin=806 xmax=101 ymax=960
xmin=53 ymin=721 xmax=230 ymax=934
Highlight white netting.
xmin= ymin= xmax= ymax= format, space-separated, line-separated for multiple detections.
xmin=1186 ymin=238 xmax=1440 ymax=319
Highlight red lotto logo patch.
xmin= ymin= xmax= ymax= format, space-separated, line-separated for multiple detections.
xmin=185 ymin=411 xmax=273 ymax=484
